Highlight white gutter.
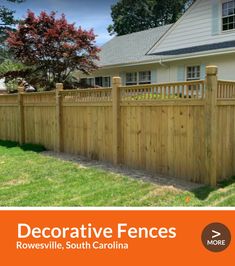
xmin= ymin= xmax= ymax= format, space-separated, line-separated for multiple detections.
xmin=99 ymin=48 xmax=235 ymax=69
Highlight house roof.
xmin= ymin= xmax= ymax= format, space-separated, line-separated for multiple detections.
xmin=97 ymin=0 xmax=235 ymax=68
xmin=98 ymin=24 xmax=172 ymax=67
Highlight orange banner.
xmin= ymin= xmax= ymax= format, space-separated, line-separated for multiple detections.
xmin=0 ymin=210 xmax=234 ymax=265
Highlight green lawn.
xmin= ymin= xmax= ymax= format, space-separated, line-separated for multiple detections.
xmin=0 ymin=141 xmax=234 ymax=207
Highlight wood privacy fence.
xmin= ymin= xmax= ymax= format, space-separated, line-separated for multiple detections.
xmin=0 ymin=66 xmax=235 ymax=186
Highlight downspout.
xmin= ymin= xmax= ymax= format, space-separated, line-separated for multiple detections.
xmin=159 ymin=57 xmax=168 ymax=68
xmin=158 ymin=57 xmax=171 ymax=82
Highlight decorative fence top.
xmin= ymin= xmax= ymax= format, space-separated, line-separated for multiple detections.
xmin=60 ymin=88 xmax=112 ymax=103
xmin=1 ymin=79 xmax=235 ymax=104
xmin=218 ymin=80 xmax=235 ymax=99
xmin=22 ymin=91 xmax=56 ymax=104
xmin=120 ymin=80 xmax=205 ymax=101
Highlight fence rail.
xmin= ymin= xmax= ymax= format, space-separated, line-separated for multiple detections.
xmin=61 ymin=88 xmax=112 ymax=103
xmin=218 ymin=80 xmax=235 ymax=99
xmin=120 ymin=80 xmax=205 ymax=101
xmin=0 ymin=66 xmax=235 ymax=186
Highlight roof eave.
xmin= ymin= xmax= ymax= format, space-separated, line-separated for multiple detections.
xmin=98 ymin=48 xmax=235 ymax=69
xmin=161 ymin=47 xmax=235 ymax=62
xmin=98 ymin=58 xmax=161 ymax=69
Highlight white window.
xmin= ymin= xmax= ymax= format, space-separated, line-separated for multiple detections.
xmin=222 ymin=0 xmax=235 ymax=31
xmin=103 ymin=77 xmax=111 ymax=87
xmin=81 ymin=76 xmax=110 ymax=87
xmin=186 ymin=66 xmax=201 ymax=81
xmin=87 ymin=78 xmax=95 ymax=87
xmin=126 ymin=72 xmax=137 ymax=85
xmin=125 ymin=71 xmax=151 ymax=85
xmin=94 ymin=76 xmax=111 ymax=87
xmin=139 ymin=71 xmax=151 ymax=84
xmin=95 ymin=77 xmax=103 ymax=87
xmin=80 ymin=78 xmax=87 ymax=86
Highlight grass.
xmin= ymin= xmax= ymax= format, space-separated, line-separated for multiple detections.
xmin=0 ymin=140 xmax=234 ymax=207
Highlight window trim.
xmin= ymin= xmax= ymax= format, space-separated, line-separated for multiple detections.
xmin=139 ymin=71 xmax=152 ymax=84
xmin=221 ymin=0 xmax=235 ymax=32
xmin=126 ymin=72 xmax=138 ymax=85
xmin=125 ymin=71 xmax=152 ymax=85
xmin=87 ymin=77 xmax=95 ymax=87
xmin=186 ymin=65 xmax=201 ymax=81
xmin=80 ymin=76 xmax=111 ymax=88
xmin=95 ymin=76 xmax=103 ymax=87
xmin=102 ymin=76 xmax=111 ymax=88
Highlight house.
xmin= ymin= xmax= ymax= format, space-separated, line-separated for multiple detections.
xmin=0 ymin=78 xmax=7 ymax=94
xmin=77 ymin=0 xmax=235 ymax=87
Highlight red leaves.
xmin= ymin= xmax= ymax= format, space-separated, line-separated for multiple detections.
xmin=6 ymin=10 xmax=100 ymax=82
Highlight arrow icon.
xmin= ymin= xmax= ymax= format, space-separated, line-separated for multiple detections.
xmin=212 ymin=230 xmax=221 ymax=239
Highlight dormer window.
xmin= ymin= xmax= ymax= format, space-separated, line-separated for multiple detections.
xmin=222 ymin=0 xmax=235 ymax=31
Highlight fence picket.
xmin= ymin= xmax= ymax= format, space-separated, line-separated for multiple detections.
xmin=0 ymin=68 xmax=235 ymax=185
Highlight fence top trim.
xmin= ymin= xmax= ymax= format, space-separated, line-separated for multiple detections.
xmin=120 ymin=80 xmax=205 ymax=89
xmin=60 ymin=88 xmax=112 ymax=94
xmin=218 ymin=80 xmax=235 ymax=84
xmin=22 ymin=91 xmax=56 ymax=96
xmin=0 ymin=93 xmax=18 ymax=97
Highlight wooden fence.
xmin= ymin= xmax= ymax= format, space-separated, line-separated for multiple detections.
xmin=0 ymin=66 xmax=235 ymax=186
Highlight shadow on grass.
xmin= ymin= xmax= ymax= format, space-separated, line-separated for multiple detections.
xmin=1 ymin=139 xmax=234 ymax=201
xmin=192 ymin=176 xmax=235 ymax=200
xmin=0 ymin=140 xmax=46 ymax=153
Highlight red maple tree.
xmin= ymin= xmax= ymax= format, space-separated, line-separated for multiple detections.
xmin=6 ymin=10 xmax=100 ymax=85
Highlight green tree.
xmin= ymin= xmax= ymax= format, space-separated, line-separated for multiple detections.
xmin=108 ymin=0 xmax=195 ymax=36
xmin=0 ymin=0 xmax=25 ymax=61
xmin=0 ymin=59 xmax=29 ymax=78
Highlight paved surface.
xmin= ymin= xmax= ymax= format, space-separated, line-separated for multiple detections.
xmin=42 ymin=151 xmax=203 ymax=191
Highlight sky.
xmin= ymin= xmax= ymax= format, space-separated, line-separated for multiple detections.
xmin=2 ymin=0 xmax=118 ymax=46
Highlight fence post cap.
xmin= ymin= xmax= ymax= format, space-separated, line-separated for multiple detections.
xmin=56 ymin=83 xmax=64 ymax=91
xmin=206 ymin=66 xmax=218 ymax=75
xmin=18 ymin=86 xmax=24 ymax=93
xmin=112 ymin=77 xmax=121 ymax=84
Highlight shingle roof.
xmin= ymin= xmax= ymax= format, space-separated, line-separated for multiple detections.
xmin=98 ymin=24 xmax=235 ymax=67
xmin=98 ymin=24 xmax=172 ymax=67
xmin=149 ymin=40 xmax=235 ymax=56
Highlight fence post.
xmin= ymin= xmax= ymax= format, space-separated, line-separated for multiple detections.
xmin=112 ymin=77 xmax=122 ymax=165
xmin=55 ymin=83 xmax=63 ymax=152
xmin=205 ymin=66 xmax=218 ymax=187
xmin=18 ymin=85 xmax=25 ymax=145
